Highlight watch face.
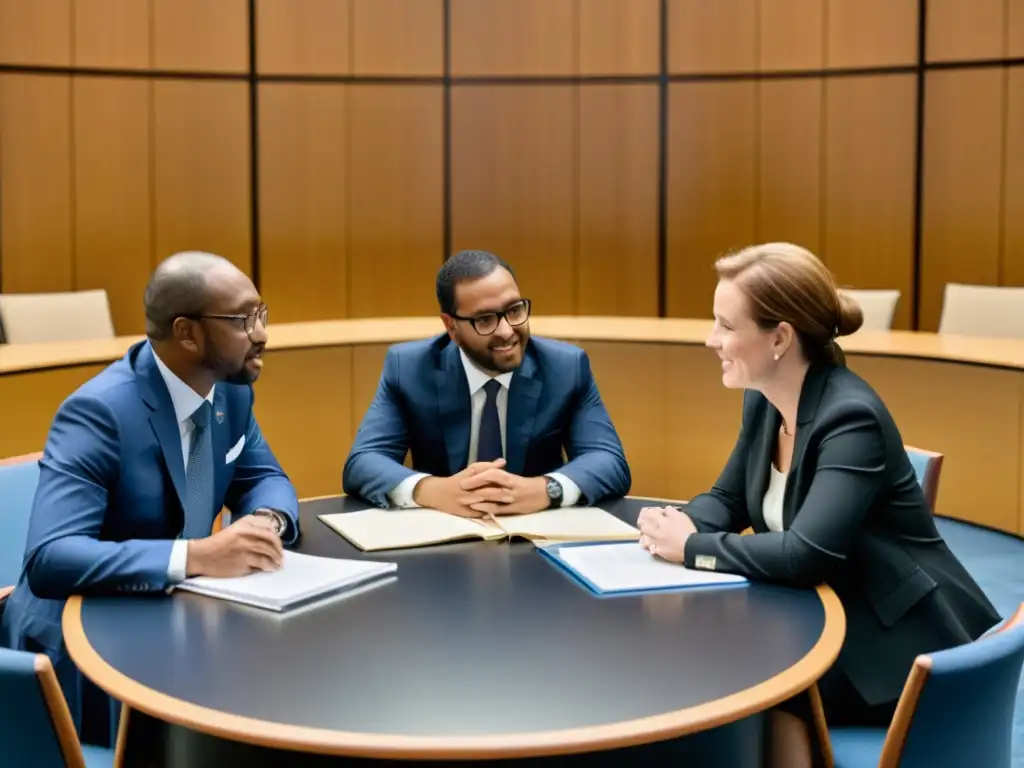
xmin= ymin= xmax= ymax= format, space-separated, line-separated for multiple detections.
xmin=547 ymin=478 xmax=562 ymax=500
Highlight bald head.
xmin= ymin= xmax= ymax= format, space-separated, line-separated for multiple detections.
xmin=144 ymin=251 xmax=239 ymax=340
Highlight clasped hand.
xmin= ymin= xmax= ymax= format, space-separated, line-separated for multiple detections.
xmin=636 ymin=505 xmax=697 ymax=563
xmin=413 ymin=459 xmax=549 ymax=518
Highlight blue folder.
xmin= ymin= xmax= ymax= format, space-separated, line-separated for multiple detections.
xmin=537 ymin=540 xmax=750 ymax=598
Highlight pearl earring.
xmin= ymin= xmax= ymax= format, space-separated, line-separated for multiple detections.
xmin=773 ymin=353 xmax=780 ymax=361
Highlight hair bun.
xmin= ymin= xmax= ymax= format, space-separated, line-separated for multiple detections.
xmin=835 ymin=292 xmax=864 ymax=337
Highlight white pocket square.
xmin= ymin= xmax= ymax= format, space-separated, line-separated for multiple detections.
xmin=225 ymin=435 xmax=245 ymax=464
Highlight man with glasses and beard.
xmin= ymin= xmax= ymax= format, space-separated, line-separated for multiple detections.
xmin=343 ymin=250 xmax=630 ymax=518
xmin=1 ymin=251 xmax=298 ymax=742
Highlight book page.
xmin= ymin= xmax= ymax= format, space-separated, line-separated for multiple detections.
xmin=319 ymin=508 xmax=504 ymax=551
xmin=557 ymin=542 xmax=747 ymax=592
xmin=178 ymin=551 xmax=397 ymax=610
xmin=496 ymin=507 xmax=640 ymax=541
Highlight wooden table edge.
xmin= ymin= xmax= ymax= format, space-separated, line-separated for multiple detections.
xmin=63 ymin=570 xmax=846 ymax=759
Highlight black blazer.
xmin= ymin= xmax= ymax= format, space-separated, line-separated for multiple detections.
xmin=682 ymin=362 xmax=1001 ymax=706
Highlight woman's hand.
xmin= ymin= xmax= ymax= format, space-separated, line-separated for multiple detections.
xmin=637 ymin=506 xmax=698 ymax=563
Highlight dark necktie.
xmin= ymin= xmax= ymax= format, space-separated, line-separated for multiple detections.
xmin=182 ymin=401 xmax=215 ymax=539
xmin=477 ymin=379 xmax=503 ymax=462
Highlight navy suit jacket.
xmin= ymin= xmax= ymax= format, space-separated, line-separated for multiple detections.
xmin=1 ymin=341 xmax=298 ymax=721
xmin=343 ymin=334 xmax=631 ymax=507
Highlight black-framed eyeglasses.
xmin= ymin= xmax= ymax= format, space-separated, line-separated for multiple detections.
xmin=451 ymin=299 xmax=531 ymax=336
xmin=185 ymin=304 xmax=268 ymax=335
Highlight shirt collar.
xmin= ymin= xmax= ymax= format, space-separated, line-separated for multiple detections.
xmin=152 ymin=347 xmax=215 ymax=426
xmin=458 ymin=347 xmax=513 ymax=395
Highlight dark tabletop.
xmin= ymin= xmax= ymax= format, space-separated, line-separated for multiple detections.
xmin=78 ymin=497 xmax=829 ymax=738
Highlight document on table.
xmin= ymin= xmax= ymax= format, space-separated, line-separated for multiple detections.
xmin=177 ymin=551 xmax=397 ymax=612
xmin=544 ymin=541 xmax=748 ymax=595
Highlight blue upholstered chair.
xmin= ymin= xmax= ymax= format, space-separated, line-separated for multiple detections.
xmin=904 ymin=446 xmax=943 ymax=512
xmin=830 ymin=603 xmax=1024 ymax=767
xmin=0 ymin=453 xmax=42 ymax=618
xmin=0 ymin=648 xmax=113 ymax=767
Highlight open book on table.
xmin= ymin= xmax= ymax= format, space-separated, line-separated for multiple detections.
xmin=318 ymin=506 xmax=640 ymax=552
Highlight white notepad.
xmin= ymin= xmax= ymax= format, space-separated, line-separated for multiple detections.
xmin=319 ymin=506 xmax=640 ymax=552
xmin=554 ymin=542 xmax=748 ymax=593
xmin=176 ymin=551 xmax=397 ymax=612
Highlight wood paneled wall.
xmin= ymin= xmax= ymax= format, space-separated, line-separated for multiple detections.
xmin=0 ymin=0 xmax=1022 ymax=334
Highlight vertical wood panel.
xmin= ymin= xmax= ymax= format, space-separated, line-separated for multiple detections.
xmin=668 ymin=0 xmax=757 ymax=74
xmin=920 ymin=70 xmax=1005 ymax=331
xmin=256 ymin=0 xmax=350 ymax=76
xmin=0 ymin=75 xmax=73 ymax=293
xmin=351 ymin=344 xmax=390 ymax=442
xmin=153 ymin=81 xmax=251 ymax=273
xmin=73 ymin=78 xmax=152 ymax=335
xmin=152 ymin=0 xmax=248 ymax=72
xmin=578 ymin=85 xmax=659 ymax=316
xmin=0 ymin=0 xmax=71 ymax=66
xmin=450 ymin=0 xmax=575 ymax=76
xmin=824 ymin=75 xmax=916 ymax=328
xmin=255 ymin=347 xmax=352 ymax=498
xmin=1004 ymin=69 xmax=1024 ymax=287
xmin=927 ymin=0 xmax=1006 ymax=62
xmin=1011 ymin=0 xmax=1024 ymax=57
xmin=827 ymin=0 xmax=917 ymax=68
xmin=352 ymin=0 xmax=443 ymax=76
xmin=258 ymin=84 xmax=348 ymax=323
xmin=349 ymin=86 xmax=443 ymax=318
xmin=759 ymin=0 xmax=824 ymax=71
xmin=578 ymin=342 xmax=670 ymax=496
xmin=579 ymin=0 xmax=659 ymax=75
xmin=74 ymin=0 xmax=150 ymax=69
xmin=666 ymin=82 xmax=756 ymax=317
xmin=451 ymin=86 xmax=575 ymax=314
xmin=758 ymin=79 xmax=823 ymax=254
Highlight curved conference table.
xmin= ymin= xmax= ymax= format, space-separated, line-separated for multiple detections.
xmin=64 ymin=496 xmax=845 ymax=766
xmin=3 ymin=316 xmax=1023 ymax=536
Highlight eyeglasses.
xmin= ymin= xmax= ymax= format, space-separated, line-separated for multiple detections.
xmin=186 ymin=304 xmax=269 ymax=335
xmin=451 ymin=299 xmax=531 ymax=336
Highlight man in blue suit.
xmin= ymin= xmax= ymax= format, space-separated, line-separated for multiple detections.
xmin=343 ymin=250 xmax=630 ymax=516
xmin=1 ymin=251 xmax=299 ymax=739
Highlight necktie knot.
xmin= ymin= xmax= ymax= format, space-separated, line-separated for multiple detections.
xmin=483 ymin=378 xmax=502 ymax=400
xmin=190 ymin=401 xmax=212 ymax=431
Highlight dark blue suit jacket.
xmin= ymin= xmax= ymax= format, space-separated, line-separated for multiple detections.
xmin=1 ymin=340 xmax=298 ymax=725
xmin=342 ymin=334 xmax=631 ymax=507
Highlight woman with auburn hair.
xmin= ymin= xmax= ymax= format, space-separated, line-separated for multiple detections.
xmin=637 ymin=243 xmax=999 ymax=757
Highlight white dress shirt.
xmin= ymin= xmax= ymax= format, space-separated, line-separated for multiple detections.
xmin=388 ymin=347 xmax=582 ymax=508
xmin=153 ymin=352 xmax=215 ymax=583
xmin=762 ymin=463 xmax=787 ymax=533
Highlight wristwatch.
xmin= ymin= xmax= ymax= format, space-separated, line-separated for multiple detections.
xmin=544 ymin=476 xmax=563 ymax=509
xmin=253 ymin=509 xmax=287 ymax=538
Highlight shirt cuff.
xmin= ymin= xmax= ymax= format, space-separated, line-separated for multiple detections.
xmin=388 ymin=473 xmax=430 ymax=508
xmin=168 ymin=539 xmax=189 ymax=583
xmin=547 ymin=472 xmax=581 ymax=506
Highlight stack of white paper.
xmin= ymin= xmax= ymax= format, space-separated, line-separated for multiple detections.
xmin=177 ymin=551 xmax=397 ymax=612
xmin=555 ymin=542 xmax=747 ymax=593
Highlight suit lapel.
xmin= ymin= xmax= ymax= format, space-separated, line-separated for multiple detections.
xmin=437 ymin=343 xmax=472 ymax=475
xmin=211 ymin=391 xmax=231 ymax=491
xmin=748 ymin=403 xmax=777 ymax=532
xmin=783 ymin=363 xmax=832 ymax=529
xmin=134 ymin=342 xmax=187 ymax=509
xmin=505 ymin=353 xmax=541 ymax=476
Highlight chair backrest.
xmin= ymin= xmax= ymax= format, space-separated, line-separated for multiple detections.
xmin=839 ymin=288 xmax=901 ymax=331
xmin=904 ymin=445 xmax=943 ymax=512
xmin=0 ymin=454 xmax=42 ymax=587
xmin=0 ymin=289 xmax=115 ymax=344
xmin=937 ymin=283 xmax=1024 ymax=339
xmin=878 ymin=603 xmax=1024 ymax=768
xmin=0 ymin=648 xmax=87 ymax=768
